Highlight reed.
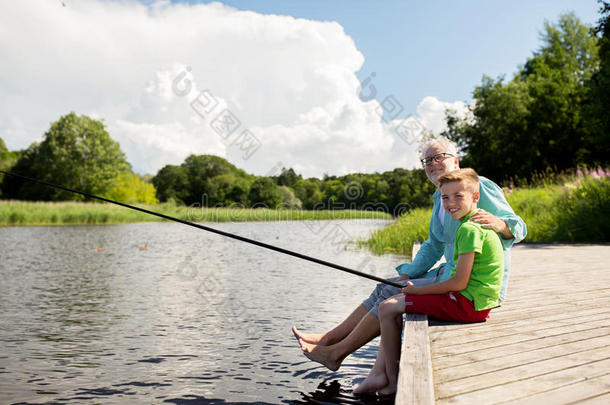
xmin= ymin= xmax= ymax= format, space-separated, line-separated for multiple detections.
xmin=359 ymin=207 xmax=431 ymax=257
xmin=0 ymin=200 xmax=391 ymax=226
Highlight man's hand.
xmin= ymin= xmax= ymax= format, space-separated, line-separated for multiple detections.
xmin=469 ymin=209 xmax=513 ymax=239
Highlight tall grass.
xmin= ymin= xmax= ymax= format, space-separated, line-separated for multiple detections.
xmin=360 ymin=207 xmax=431 ymax=257
xmin=0 ymin=200 xmax=391 ymax=226
xmin=363 ymin=168 xmax=610 ymax=256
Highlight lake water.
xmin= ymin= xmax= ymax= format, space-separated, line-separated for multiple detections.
xmin=0 ymin=219 xmax=406 ymax=404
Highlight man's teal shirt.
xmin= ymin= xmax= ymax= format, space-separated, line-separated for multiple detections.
xmin=395 ymin=176 xmax=527 ymax=301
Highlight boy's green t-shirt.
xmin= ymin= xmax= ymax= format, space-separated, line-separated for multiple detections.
xmin=449 ymin=210 xmax=505 ymax=311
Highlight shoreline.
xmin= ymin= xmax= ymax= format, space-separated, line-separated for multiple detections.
xmin=0 ymin=200 xmax=392 ymax=226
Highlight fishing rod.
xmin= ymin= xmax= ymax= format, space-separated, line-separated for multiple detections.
xmin=0 ymin=170 xmax=404 ymax=288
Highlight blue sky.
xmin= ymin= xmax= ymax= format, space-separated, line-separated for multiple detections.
xmin=183 ymin=0 xmax=601 ymax=116
xmin=0 ymin=1 xmax=604 ymax=177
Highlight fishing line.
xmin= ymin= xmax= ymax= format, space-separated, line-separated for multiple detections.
xmin=0 ymin=170 xmax=404 ymax=288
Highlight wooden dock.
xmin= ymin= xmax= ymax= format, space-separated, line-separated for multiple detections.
xmin=397 ymin=244 xmax=610 ymax=404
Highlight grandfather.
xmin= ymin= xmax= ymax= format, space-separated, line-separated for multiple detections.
xmin=293 ymin=137 xmax=527 ymax=371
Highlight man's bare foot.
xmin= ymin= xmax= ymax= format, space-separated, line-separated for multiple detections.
xmin=353 ymin=373 xmax=388 ymax=395
xmin=298 ymin=338 xmax=341 ymax=371
xmin=292 ymin=326 xmax=328 ymax=345
xmin=377 ymin=383 xmax=397 ymax=396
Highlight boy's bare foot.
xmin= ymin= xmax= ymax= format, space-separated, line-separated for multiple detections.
xmin=298 ymin=338 xmax=341 ymax=371
xmin=292 ymin=326 xmax=328 ymax=345
xmin=353 ymin=373 xmax=388 ymax=395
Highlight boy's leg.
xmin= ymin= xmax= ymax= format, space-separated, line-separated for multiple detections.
xmin=377 ymin=294 xmax=406 ymax=395
xmin=353 ymin=338 xmax=389 ymax=395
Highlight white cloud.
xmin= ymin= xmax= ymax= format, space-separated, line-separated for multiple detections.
xmin=0 ymin=0 xmax=466 ymax=178
xmin=416 ymin=96 xmax=472 ymax=135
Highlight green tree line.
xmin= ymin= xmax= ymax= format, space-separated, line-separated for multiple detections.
xmin=443 ymin=7 xmax=610 ymax=183
xmin=0 ymin=113 xmax=434 ymax=214
xmin=151 ymin=156 xmax=435 ymax=214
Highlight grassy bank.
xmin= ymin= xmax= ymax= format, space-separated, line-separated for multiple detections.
xmin=0 ymin=200 xmax=391 ymax=226
xmin=363 ymin=172 xmax=610 ymax=257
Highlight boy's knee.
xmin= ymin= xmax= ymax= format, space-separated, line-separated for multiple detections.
xmin=378 ymin=299 xmax=396 ymax=319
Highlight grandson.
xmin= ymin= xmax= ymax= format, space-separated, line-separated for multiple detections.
xmin=354 ymin=168 xmax=504 ymax=396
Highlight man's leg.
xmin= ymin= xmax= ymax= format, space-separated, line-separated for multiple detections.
xmin=293 ymin=276 xmax=404 ymax=345
xmin=296 ymin=278 xmax=435 ymax=369
xmin=298 ymin=310 xmax=381 ymax=371
xmin=295 ymin=276 xmax=439 ymax=370
xmin=293 ymin=304 xmax=369 ymax=346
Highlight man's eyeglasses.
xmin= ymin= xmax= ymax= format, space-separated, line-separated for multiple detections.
xmin=421 ymin=153 xmax=454 ymax=166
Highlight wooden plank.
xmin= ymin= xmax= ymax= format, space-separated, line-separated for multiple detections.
xmin=576 ymin=391 xmax=610 ymax=405
xmin=434 ymin=334 xmax=610 ymax=383
xmin=430 ymin=310 xmax=610 ymax=346
xmin=432 ymin=323 xmax=610 ymax=357
xmin=431 ymin=325 xmax=610 ymax=369
xmin=396 ymin=313 xmax=435 ymax=405
xmin=436 ymin=357 xmax=610 ymax=404
xmin=510 ymin=373 xmax=610 ymax=405
xmin=435 ymin=345 xmax=610 ymax=398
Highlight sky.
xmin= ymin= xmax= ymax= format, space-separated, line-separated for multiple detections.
xmin=0 ymin=0 xmax=602 ymax=178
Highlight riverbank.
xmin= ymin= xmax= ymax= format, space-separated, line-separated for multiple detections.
xmin=0 ymin=200 xmax=391 ymax=226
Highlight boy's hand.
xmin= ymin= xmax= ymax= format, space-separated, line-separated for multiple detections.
xmin=401 ymin=281 xmax=415 ymax=295
xmin=397 ymin=274 xmax=410 ymax=281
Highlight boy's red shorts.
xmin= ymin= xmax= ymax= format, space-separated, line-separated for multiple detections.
xmin=405 ymin=292 xmax=491 ymax=323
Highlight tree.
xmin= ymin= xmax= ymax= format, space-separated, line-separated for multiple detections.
xmin=585 ymin=1 xmax=610 ymax=164
xmin=0 ymin=137 xmax=7 ymax=158
xmin=292 ymin=178 xmax=323 ymax=209
xmin=205 ymin=173 xmax=252 ymax=206
xmin=278 ymin=185 xmax=302 ymax=209
xmin=445 ymin=76 xmax=534 ymax=181
xmin=0 ymin=137 xmax=21 ymax=176
xmin=152 ymin=154 xmax=255 ymax=206
xmin=105 ymin=172 xmax=158 ymax=204
xmin=152 ymin=165 xmax=189 ymax=204
xmin=1 ymin=113 xmax=130 ymax=200
xmin=275 ymin=167 xmax=302 ymax=187
xmin=248 ymin=177 xmax=283 ymax=208
xmin=224 ymin=176 xmax=251 ymax=206
xmin=181 ymin=154 xmax=251 ymax=205
xmin=445 ymin=13 xmax=601 ymax=182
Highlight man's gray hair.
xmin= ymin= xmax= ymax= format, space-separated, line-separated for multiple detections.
xmin=421 ymin=136 xmax=458 ymax=157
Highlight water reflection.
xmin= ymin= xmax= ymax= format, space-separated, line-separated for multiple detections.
xmin=291 ymin=379 xmax=395 ymax=404
xmin=0 ymin=220 xmax=404 ymax=404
